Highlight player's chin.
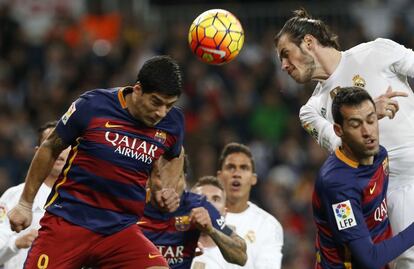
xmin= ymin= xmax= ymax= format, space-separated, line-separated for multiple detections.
xmin=364 ymin=146 xmax=379 ymax=157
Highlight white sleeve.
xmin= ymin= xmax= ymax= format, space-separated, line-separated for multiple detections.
xmin=253 ymin=219 xmax=284 ymax=269
xmin=0 ymin=189 xmax=20 ymax=265
xmin=374 ymin=38 xmax=414 ymax=78
xmin=299 ymin=97 xmax=341 ymax=152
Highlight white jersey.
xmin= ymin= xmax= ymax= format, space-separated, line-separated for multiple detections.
xmin=191 ymin=247 xmax=228 ymax=269
xmin=0 ymin=183 xmax=51 ymax=269
xmin=299 ymin=38 xmax=414 ymax=188
xmin=192 ymin=202 xmax=283 ymax=269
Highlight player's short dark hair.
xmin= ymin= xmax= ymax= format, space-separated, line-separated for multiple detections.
xmin=218 ymin=142 xmax=255 ymax=172
xmin=274 ymin=8 xmax=340 ymax=50
xmin=193 ymin=176 xmax=225 ymax=192
xmin=332 ymin=87 xmax=375 ymax=125
xmin=37 ymin=120 xmax=57 ymax=145
xmin=137 ymin=55 xmax=183 ymax=97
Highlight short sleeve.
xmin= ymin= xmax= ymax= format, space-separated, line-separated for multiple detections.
xmin=164 ymin=108 xmax=184 ymax=159
xmin=202 ymin=200 xmax=232 ymax=236
xmin=55 ymin=95 xmax=93 ymax=145
xmin=322 ymin=175 xmax=370 ymax=244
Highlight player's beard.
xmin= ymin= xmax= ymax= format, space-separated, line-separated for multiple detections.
xmin=344 ymin=138 xmax=379 ymax=163
xmin=294 ymin=48 xmax=316 ymax=83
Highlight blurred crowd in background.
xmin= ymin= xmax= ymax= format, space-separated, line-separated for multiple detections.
xmin=1 ymin=0 xmax=413 ymax=268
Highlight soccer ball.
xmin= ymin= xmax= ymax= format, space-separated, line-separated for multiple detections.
xmin=188 ymin=9 xmax=244 ymax=65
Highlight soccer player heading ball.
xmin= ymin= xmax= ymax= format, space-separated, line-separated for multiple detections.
xmin=8 ymin=55 xmax=185 ymax=268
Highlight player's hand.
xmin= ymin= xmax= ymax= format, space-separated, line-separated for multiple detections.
xmin=156 ymin=188 xmax=180 ymax=212
xmin=8 ymin=199 xmax=33 ymax=232
xmin=15 ymin=229 xmax=38 ymax=249
xmin=190 ymin=207 xmax=213 ymax=234
xmin=374 ymin=86 xmax=408 ymax=119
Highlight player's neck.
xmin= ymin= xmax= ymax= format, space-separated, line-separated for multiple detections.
xmin=312 ymin=48 xmax=341 ymax=81
xmin=340 ymin=145 xmax=374 ymax=166
xmin=124 ymin=90 xmax=140 ymax=120
xmin=199 ymin=233 xmax=216 ymax=248
xmin=226 ymin=197 xmax=249 ymax=213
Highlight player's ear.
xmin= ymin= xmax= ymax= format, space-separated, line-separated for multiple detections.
xmin=251 ymin=173 xmax=258 ymax=186
xmin=333 ymin=123 xmax=343 ymax=138
xmin=303 ymin=34 xmax=315 ymax=49
xmin=133 ymin=83 xmax=143 ymax=95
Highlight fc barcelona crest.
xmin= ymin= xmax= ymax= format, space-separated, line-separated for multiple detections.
xmin=175 ymin=215 xmax=191 ymax=231
xmin=382 ymin=157 xmax=389 ymax=176
xmin=154 ymin=130 xmax=166 ymax=144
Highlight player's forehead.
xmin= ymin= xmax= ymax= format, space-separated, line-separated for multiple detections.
xmin=223 ymin=152 xmax=252 ymax=167
xmin=342 ymin=100 xmax=376 ymax=120
xmin=146 ymin=92 xmax=178 ymax=104
xmin=276 ymin=34 xmax=297 ymax=54
xmin=198 ymin=184 xmax=224 ymax=198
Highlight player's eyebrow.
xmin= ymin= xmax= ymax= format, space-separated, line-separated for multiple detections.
xmin=279 ymin=48 xmax=287 ymax=61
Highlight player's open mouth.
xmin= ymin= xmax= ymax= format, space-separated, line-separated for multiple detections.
xmin=365 ymin=139 xmax=376 ymax=148
xmin=231 ymin=181 xmax=241 ymax=190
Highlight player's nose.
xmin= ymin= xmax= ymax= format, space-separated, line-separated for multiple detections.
xmin=281 ymin=58 xmax=291 ymax=71
xmin=155 ymin=106 xmax=167 ymax=119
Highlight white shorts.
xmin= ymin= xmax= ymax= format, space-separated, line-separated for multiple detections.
xmin=387 ymin=181 xmax=414 ymax=269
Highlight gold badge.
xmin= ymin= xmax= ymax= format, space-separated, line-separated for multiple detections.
xmin=244 ymin=230 xmax=256 ymax=243
xmin=352 ymin=75 xmax=366 ymax=88
xmin=175 ymin=215 xmax=191 ymax=231
xmin=330 ymin=86 xmax=341 ymax=99
xmin=154 ymin=130 xmax=167 ymax=144
xmin=0 ymin=205 xmax=7 ymax=223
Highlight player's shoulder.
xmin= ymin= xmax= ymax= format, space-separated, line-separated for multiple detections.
xmin=318 ymin=153 xmax=356 ymax=189
xmin=79 ymin=88 xmax=118 ymax=104
xmin=1 ymin=183 xmax=24 ymax=197
xmin=156 ymin=106 xmax=184 ymax=135
xmin=0 ymin=183 xmax=24 ymax=203
xmin=247 ymin=202 xmax=282 ymax=228
xmin=375 ymin=145 xmax=388 ymax=165
xmin=161 ymin=106 xmax=184 ymax=125
xmin=346 ymin=38 xmax=401 ymax=56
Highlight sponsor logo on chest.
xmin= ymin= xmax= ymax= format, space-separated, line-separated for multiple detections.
xmin=374 ymin=198 xmax=388 ymax=222
xmin=105 ymin=131 xmax=159 ymax=164
xmin=158 ymin=245 xmax=185 ymax=265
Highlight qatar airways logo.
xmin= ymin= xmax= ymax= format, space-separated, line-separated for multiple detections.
xmin=105 ymin=131 xmax=158 ymax=164
xmin=374 ymin=198 xmax=388 ymax=222
xmin=157 ymin=245 xmax=184 ymax=265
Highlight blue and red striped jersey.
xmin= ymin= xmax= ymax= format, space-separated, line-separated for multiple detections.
xmin=313 ymin=146 xmax=391 ymax=269
xmin=45 ymin=87 xmax=184 ymax=235
xmin=139 ymin=191 xmax=232 ymax=269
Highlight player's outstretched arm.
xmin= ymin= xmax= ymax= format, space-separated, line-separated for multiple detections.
xmin=8 ymin=129 xmax=67 ymax=232
xmin=348 ymin=223 xmax=414 ymax=269
xmin=190 ymin=207 xmax=247 ymax=266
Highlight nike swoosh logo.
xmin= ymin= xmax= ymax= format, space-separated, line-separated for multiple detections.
xmin=105 ymin=121 xmax=124 ymax=128
xmin=148 ymin=253 xmax=162 ymax=259
xmin=369 ymin=182 xmax=377 ymax=195
xmin=200 ymin=47 xmax=226 ymax=59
